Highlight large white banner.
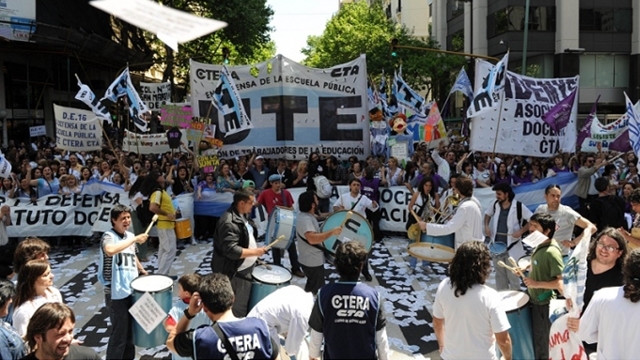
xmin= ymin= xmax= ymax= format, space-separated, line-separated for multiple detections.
xmin=140 ymin=82 xmax=171 ymax=110
xmin=53 ymin=105 xmax=103 ymax=151
xmin=122 ymin=129 xmax=188 ymax=154
xmin=190 ymin=55 xmax=369 ymax=160
xmin=469 ymin=60 xmax=579 ymax=156
xmin=0 ymin=0 xmax=35 ymax=42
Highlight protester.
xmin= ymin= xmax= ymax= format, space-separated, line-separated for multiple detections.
xmin=247 ymin=285 xmax=314 ymax=360
xmin=309 ymin=240 xmax=389 ymax=360
xmin=576 ymin=152 xmax=607 ymax=218
xmin=166 ymin=273 xmax=279 ymax=360
xmin=212 ymin=188 xmax=269 ymax=317
xmin=97 ymin=204 xmax=148 ymax=359
xmin=433 ymin=241 xmax=512 ymax=359
xmin=145 ymin=170 xmax=178 ymax=277
xmin=23 ymin=302 xmax=100 ymax=360
xmin=0 ymin=279 xmax=26 ymax=360
xmin=589 ymin=176 xmax=628 ymax=232
xmin=296 ymin=191 xmax=342 ymax=295
xmin=484 ymin=183 xmax=532 ymax=290
xmin=407 ymin=176 xmax=440 ymax=273
xmin=522 ymin=213 xmax=565 ymax=360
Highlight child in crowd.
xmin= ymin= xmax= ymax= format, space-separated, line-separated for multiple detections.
xmin=164 ymin=273 xmax=211 ymax=360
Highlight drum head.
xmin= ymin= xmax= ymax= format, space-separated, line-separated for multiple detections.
xmin=320 ymin=210 xmax=373 ymax=253
xmin=252 ymin=264 xmax=292 ymax=284
xmin=489 ymin=242 xmax=507 ymax=255
xmin=265 ymin=207 xmax=296 ymax=249
xmin=499 ymin=290 xmax=530 ymax=312
xmin=518 ymin=256 xmax=531 ymax=270
xmin=131 ymin=274 xmax=174 ymax=292
xmin=408 ymin=243 xmax=455 ymax=263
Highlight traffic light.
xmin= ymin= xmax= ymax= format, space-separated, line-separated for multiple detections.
xmin=222 ymin=47 xmax=230 ymax=65
xmin=390 ymin=38 xmax=399 ymax=57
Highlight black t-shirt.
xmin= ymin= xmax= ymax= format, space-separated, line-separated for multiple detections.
xmin=588 ymin=195 xmax=628 ymax=233
xmin=583 ymin=260 xmax=624 ymax=312
xmin=21 ymin=345 xmax=101 ymax=360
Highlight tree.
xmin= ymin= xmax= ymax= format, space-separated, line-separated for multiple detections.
xmin=301 ymin=1 xmax=466 ymax=102
xmin=144 ymin=0 xmax=275 ymax=97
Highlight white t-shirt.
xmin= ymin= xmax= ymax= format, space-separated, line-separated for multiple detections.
xmin=535 ymin=204 xmax=580 ymax=255
xmin=427 ymin=197 xmax=484 ymax=248
xmin=238 ymin=221 xmax=258 ymax=271
xmin=247 ymin=285 xmax=314 ymax=356
xmin=579 ymin=286 xmax=640 ymax=359
xmin=433 ymin=278 xmax=511 ymax=360
xmin=12 ymin=287 xmax=63 ymax=336
xmin=333 ymin=192 xmax=377 ymax=218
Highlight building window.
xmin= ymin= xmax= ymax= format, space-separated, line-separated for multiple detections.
xmin=447 ymin=30 xmax=464 ymax=52
xmin=579 ymin=8 xmax=632 ymax=32
xmin=487 ymin=6 xmax=556 ymax=38
xmin=447 ymin=0 xmax=464 ymax=20
xmin=580 ymin=54 xmax=629 ymax=88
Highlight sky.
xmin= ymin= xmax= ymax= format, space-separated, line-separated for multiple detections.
xmin=266 ymin=0 xmax=339 ymax=62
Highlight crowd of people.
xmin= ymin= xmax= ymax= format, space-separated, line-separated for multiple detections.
xmin=1 ymin=133 xmax=640 ymax=359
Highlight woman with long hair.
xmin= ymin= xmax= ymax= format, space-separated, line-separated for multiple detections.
xmin=232 ymin=158 xmax=254 ymax=183
xmin=407 ymin=176 xmax=441 ymax=274
xmin=26 ymin=165 xmax=59 ymax=197
xmin=512 ymin=164 xmax=532 ymax=186
xmin=0 ymin=176 xmax=15 ymax=197
xmin=59 ymin=175 xmax=81 ymax=195
xmin=216 ymin=163 xmax=242 ymax=194
xmin=347 ymin=161 xmax=364 ymax=182
xmin=12 ymin=259 xmax=63 ymax=336
xmin=79 ymin=166 xmax=93 ymax=185
xmin=287 ymin=160 xmax=309 ymax=188
xmin=12 ymin=178 xmax=36 ymax=201
xmin=167 ymin=165 xmax=194 ymax=196
xmin=385 ymin=157 xmax=404 ymax=186
xmin=492 ymin=162 xmax=512 ymax=185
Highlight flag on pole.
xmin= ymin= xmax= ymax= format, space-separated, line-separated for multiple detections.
xmin=0 ymin=152 xmax=12 ymax=178
xmin=420 ymin=103 xmax=447 ymax=143
xmin=211 ymin=65 xmax=253 ymax=137
xmin=609 ymin=129 xmax=631 ymax=152
xmin=626 ymin=92 xmax=640 ymax=158
xmin=102 ymin=68 xmax=150 ymax=132
xmin=367 ymin=78 xmax=380 ymax=110
xmin=576 ymin=95 xmax=600 ymax=151
xmin=449 ymin=67 xmax=474 ymax=99
xmin=467 ymin=52 xmax=509 ymax=118
xmin=379 ymin=73 xmax=387 ymax=103
xmin=541 ymin=88 xmax=577 ymax=133
xmin=393 ymin=70 xmax=425 ymax=115
xmin=75 ymin=75 xmax=112 ymax=124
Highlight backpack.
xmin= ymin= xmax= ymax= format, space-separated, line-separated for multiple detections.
xmin=137 ymin=189 xmax=162 ymax=227
xmin=314 ymin=175 xmax=332 ymax=199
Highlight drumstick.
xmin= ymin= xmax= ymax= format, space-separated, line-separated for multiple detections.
xmin=410 ymin=209 xmax=422 ymax=223
xmin=264 ymin=235 xmax=286 ymax=250
xmin=256 ymin=259 xmax=272 ymax=270
xmin=144 ymin=214 xmax=159 ymax=235
xmin=497 ymin=261 xmax=523 ymax=278
xmin=339 ymin=211 xmax=353 ymax=228
xmin=508 ymin=257 xmax=525 ymax=277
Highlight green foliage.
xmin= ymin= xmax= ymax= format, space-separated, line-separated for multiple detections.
xmin=147 ymin=0 xmax=274 ymax=86
xmin=301 ymin=1 xmax=467 ymax=102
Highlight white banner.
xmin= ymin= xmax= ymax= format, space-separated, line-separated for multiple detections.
xmin=122 ymin=129 xmax=188 ymax=154
xmin=581 ymin=114 xmax=628 ymax=152
xmin=0 ymin=0 xmax=35 ymax=42
xmin=29 ymin=125 xmax=46 ymax=137
xmin=190 ymin=55 xmax=369 ymax=160
xmin=469 ymin=60 xmax=579 ymax=157
xmin=140 ymin=82 xmax=172 ymax=110
xmin=53 ymin=105 xmax=103 ymax=151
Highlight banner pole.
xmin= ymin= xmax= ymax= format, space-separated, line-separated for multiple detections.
xmin=490 ymin=94 xmax=506 ymax=156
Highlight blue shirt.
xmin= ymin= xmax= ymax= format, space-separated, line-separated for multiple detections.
xmin=98 ymin=229 xmax=138 ymax=300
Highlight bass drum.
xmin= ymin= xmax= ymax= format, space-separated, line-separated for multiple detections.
xmin=320 ymin=210 xmax=373 ymax=253
xmin=265 ymin=207 xmax=296 ymax=250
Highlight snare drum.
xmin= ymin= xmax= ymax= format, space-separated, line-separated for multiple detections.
xmin=248 ymin=264 xmax=292 ymax=311
xmin=130 ymin=275 xmax=174 ymax=348
xmin=265 ymin=207 xmax=296 ymax=250
xmin=499 ymin=290 xmax=534 ymax=360
xmin=320 ymin=210 xmax=373 ymax=253
xmin=489 ymin=242 xmax=507 ymax=257
xmin=175 ymin=218 xmax=192 ymax=241
xmin=518 ymin=255 xmax=531 ymax=277
xmin=408 ymin=233 xmax=455 ymax=263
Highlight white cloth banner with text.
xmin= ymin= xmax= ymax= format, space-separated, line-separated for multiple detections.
xmin=53 ymin=104 xmax=103 ymax=151
xmin=140 ymin=82 xmax=171 ymax=110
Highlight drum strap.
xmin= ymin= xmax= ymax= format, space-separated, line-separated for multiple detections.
xmin=213 ymin=322 xmax=240 ymax=360
xmin=350 ymin=195 xmax=362 ymax=211
xmin=297 ymin=231 xmax=335 ymax=259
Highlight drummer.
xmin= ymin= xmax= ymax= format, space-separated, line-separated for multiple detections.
xmin=418 ymin=177 xmax=484 ymax=249
xmin=212 ymin=189 xmax=270 ymax=317
xmin=333 ymin=178 xmax=379 ymax=281
xmin=296 ymin=191 xmax=342 ymax=295
xmin=484 ymin=183 xmax=532 ymax=290
xmin=257 ymin=174 xmax=304 ymax=278
xmin=97 ymin=204 xmax=149 ymax=360
xmin=433 ymin=242 xmax=512 ymax=359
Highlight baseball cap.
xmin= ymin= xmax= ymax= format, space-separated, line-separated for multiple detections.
xmin=255 ymin=155 xmax=264 ymax=160
xmin=242 ymin=180 xmax=256 ymax=189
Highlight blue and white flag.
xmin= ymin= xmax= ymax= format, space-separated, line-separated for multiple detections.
xmin=449 ymin=67 xmax=474 ymax=99
xmin=467 ymin=52 xmax=509 ymax=118
xmin=367 ymin=79 xmax=380 ymax=110
xmin=75 ymin=75 xmax=112 ymax=124
xmin=101 ymin=68 xmax=150 ymax=132
xmin=379 ymin=74 xmax=387 ymax=103
xmin=0 ymin=152 xmax=11 ymax=179
xmin=626 ymin=92 xmax=640 ymax=159
xmin=393 ymin=71 xmax=425 ymax=116
xmin=210 ymin=65 xmax=253 ymax=137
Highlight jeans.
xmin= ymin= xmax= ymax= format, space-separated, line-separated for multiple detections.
xmin=492 ymin=251 xmax=521 ymax=290
xmin=105 ymin=293 xmax=135 ymax=360
xmin=157 ymin=228 xmax=177 ymax=275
